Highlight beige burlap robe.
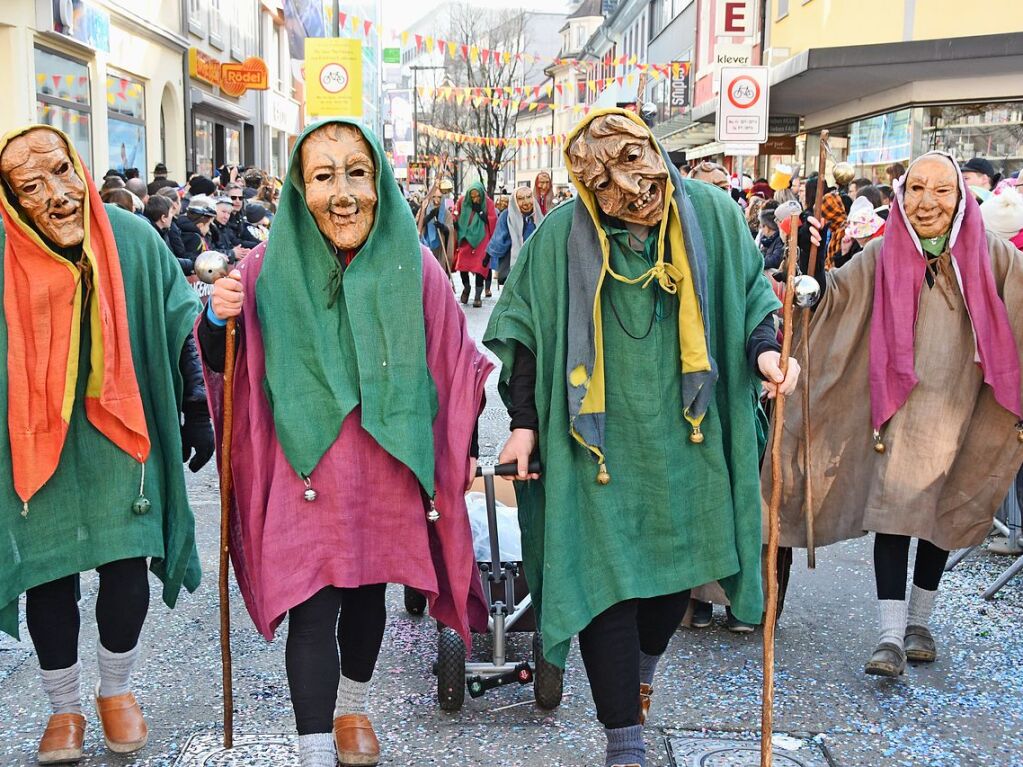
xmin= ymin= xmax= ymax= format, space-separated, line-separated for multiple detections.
xmin=764 ymin=233 xmax=1023 ymax=552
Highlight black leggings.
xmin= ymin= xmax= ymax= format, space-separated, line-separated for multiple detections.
xmin=286 ymin=584 xmax=387 ymax=735
xmin=577 ymin=590 xmax=690 ymax=730
xmin=459 ymin=271 xmax=486 ymax=293
xmin=25 ymin=558 xmax=150 ymax=671
xmin=873 ymin=533 xmax=950 ymax=601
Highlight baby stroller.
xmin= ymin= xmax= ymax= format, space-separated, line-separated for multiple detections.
xmin=403 ymin=461 xmax=564 ymax=712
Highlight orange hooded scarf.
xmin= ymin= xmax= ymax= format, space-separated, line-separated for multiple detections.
xmin=0 ymin=126 xmax=149 ymax=506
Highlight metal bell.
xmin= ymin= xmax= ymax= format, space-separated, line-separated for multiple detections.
xmin=872 ymin=430 xmax=886 ymax=454
xmin=690 ymin=426 xmax=705 ymax=444
xmin=596 ymin=463 xmax=610 ymax=485
xmin=1016 ymin=422 xmax=1023 ymax=443
xmin=793 ymin=275 xmax=821 ymax=308
xmin=302 ymin=475 xmax=317 ymax=502
xmin=132 ymin=495 xmax=152 ymax=516
xmin=427 ymin=499 xmax=440 ymax=522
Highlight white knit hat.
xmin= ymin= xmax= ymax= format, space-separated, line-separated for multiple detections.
xmin=981 ymin=186 xmax=1023 ymax=240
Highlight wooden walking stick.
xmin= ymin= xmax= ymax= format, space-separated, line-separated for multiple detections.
xmin=800 ymin=129 xmax=829 ymax=569
xmin=194 ymin=252 xmax=236 ymax=749
xmin=762 ymin=215 xmax=801 ymax=767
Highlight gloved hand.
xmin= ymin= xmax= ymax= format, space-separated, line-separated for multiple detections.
xmin=181 ymin=401 xmax=215 ymax=472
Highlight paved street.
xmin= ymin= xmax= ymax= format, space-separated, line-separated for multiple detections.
xmin=1 ymin=296 xmax=1021 ymax=767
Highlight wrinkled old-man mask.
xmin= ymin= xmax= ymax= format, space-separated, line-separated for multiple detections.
xmin=567 ymin=115 xmax=669 ymax=226
xmin=1 ymin=128 xmax=87 ymax=248
xmin=535 ymin=172 xmax=551 ymax=195
xmin=514 ymin=187 xmax=534 ymax=215
xmin=903 ymin=155 xmax=959 ymax=240
xmin=301 ymin=123 xmax=377 ymax=251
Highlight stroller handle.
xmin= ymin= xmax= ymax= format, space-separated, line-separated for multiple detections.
xmin=476 ymin=460 xmax=542 ymax=478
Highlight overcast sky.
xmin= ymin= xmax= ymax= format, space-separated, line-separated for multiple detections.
xmin=381 ymin=0 xmax=573 ymax=29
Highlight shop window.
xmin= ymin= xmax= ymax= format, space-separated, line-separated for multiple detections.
xmin=194 ymin=116 xmax=214 ymax=177
xmin=34 ymin=47 xmax=92 ymax=169
xmin=226 ymin=128 xmax=241 ymax=166
xmin=924 ymin=104 xmax=1023 ymax=177
xmin=209 ymin=0 xmax=225 ymax=50
xmin=188 ymin=0 xmax=206 ymax=37
xmin=107 ymin=74 xmax=146 ymax=175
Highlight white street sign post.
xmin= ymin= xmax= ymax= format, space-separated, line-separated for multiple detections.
xmin=716 ymin=65 xmax=770 ymax=145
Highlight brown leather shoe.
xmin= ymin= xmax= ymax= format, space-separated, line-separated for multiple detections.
xmin=639 ymin=683 xmax=653 ymax=725
xmin=334 ymin=714 xmax=380 ymax=766
xmin=37 ymin=713 xmax=86 ymax=765
xmin=94 ymin=684 xmax=148 ymax=754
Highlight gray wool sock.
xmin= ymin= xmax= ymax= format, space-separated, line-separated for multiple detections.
xmin=97 ymin=643 xmax=140 ymax=698
xmin=638 ymin=651 xmax=660 ymax=688
xmin=40 ymin=662 xmax=82 ymax=715
xmin=297 ymin=733 xmax=336 ymax=767
xmin=334 ymin=675 xmax=370 ymax=717
xmin=907 ymin=585 xmax=938 ymax=628
xmin=877 ymin=599 xmax=908 ymax=650
xmin=605 ymin=724 xmax=645 ymax=767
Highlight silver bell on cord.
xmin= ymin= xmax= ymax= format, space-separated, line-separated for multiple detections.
xmin=793 ymin=275 xmax=821 ymax=308
xmin=194 ymin=251 xmax=231 ymax=285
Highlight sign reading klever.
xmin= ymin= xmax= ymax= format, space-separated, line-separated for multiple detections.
xmin=716 ymin=65 xmax=770 ymax=144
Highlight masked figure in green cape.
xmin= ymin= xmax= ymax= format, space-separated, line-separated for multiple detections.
xmin=0 ymin=126 xmax=211 ymax=765
xmin=484 ymin=110 xmax=800 ymax=767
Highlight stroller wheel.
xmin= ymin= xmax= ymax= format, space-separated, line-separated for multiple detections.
xmin=437 ymin=628 xmax=467 ymax=712
xmin=403 ymin=586 xmax=428 ymax=616
xmin=532 ymin=631 xmax=564 ymax=710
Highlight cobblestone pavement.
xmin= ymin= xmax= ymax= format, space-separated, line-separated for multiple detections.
xmin=1 ymin=293 xmax=1021 ymax=766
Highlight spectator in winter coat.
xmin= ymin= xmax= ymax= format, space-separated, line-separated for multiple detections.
xmin=758 ymin=209 xmax=786 ymax=270
xmin=147 ymin=161 xmax=179 ymax=195
xmin=176 ymin=195 xmax=216 ymax=262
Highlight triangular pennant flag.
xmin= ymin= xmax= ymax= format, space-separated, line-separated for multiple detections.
xmin=460 ymin=44 xmax=469 ymax=59
xmin=469 ymin=44 xmax=479 ymax=61
xmin=448 ymin=40 xmax=457 ymax=57
xmin=401 ymin=30 xmax=409 ymax=46
xmin=556 ymin=84 xmax=563 ymax=95
xmin=617 ymin=76 xmax=624 ymax=87
xmin=338 ymin=12 xmax=347 ymax=28
xmin=364 ymin=19 xmax=372 ymax=37
xmin=415 ymin=34 xmax=423 ymax=50
xmin=503 ymin=51 xmax=511 ymax=64
xmin=350 ymin=16 xmax=360 ymax=31
xmin=529 ymin=102 xmax=538 ymax=112
xmin=437 ymin=39 xmax=446 ymax=55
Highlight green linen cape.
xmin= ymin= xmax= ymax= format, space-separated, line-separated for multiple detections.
xmin=0 ymin=206 xmax=202 ymax=639
xmin=484 ymin=179 xmax=779 ymax=667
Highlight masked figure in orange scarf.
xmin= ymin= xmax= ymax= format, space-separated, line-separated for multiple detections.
xmin=0 ymin=126 xmax=212 ymax=765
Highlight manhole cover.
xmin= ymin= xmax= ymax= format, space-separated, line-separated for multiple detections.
xmin=667 ymin=733 xmax=829 ymax=767
xmin=173 ymin=732 xmax=296 ymax=766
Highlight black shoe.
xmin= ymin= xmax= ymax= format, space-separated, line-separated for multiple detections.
xmin=460 ymin=287 xmax=470 ymax=304
xmin=472 ymin=298 xmax=483 ymax=308
xmin=690 ymin=599 xmax=713 ymax=629
xmin=725 ymin=607 xmax=755 ymax=634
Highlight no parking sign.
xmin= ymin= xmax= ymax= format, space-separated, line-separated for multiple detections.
xmin=716 ymin=65 xmax=770 ymax=144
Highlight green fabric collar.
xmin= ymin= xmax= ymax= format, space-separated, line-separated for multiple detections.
xmin=921 ymin=233 xmax=949 ymax=257
xmin=255 ymin=119 xmax=438 ymax=492
xmin=457 ymin=180 xmax=489 ymax=247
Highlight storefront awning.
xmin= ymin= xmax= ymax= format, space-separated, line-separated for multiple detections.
xmin=693 ymin=32 xmax=1023 ymax=131
xmin=658 ymin=121 xmax=716 ymax=154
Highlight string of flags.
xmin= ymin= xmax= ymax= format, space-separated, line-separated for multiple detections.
xmin=334 ymin=7 xmax=686 ymax=75
xmin=420 ymin=123 xmax=573 ymax=149
xmin=413 ymin=69 xmax=664 ymax=111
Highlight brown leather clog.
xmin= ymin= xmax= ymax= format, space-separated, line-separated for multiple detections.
xmin=37 ymin=713 xmax=86 ymax=765
xmin=639 ymin=683 xmax=653 ymax=725
xmin=94 ymin=684 xmax=148 ymax=754
xmin=333 ymin=714 xmax=380 ymax=767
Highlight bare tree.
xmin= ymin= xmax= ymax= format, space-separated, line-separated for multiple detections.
xmin=435 ymin=4 xmax=536 ymax=196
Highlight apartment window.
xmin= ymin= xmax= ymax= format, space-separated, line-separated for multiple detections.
xmin=188 ymin=0 xmax=206 ymax=37
xmin=34 ymin=47 xmax=92 ymax=169
xmin=106 ymin=74 xmax=146 ymax=175
xmin=229 ymin=0 xmax=245 ymax=60
xmin=776 ymin=0 xmax=789 ymax=19
xmin=209 ymin=0 xmax=225 ymax=50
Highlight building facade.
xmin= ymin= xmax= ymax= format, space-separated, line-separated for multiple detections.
xmin=0 ymin=0 xmax=190 ymax=181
